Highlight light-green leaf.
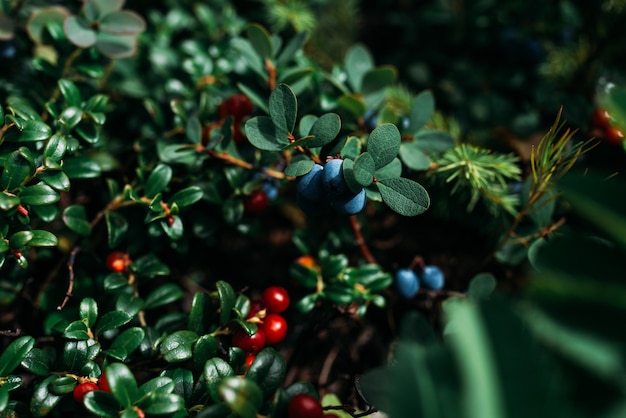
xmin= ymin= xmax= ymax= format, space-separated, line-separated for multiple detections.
xmin=269 ymin=84 xmax=297 ymax=136
xmin=409 ymin=90 xmax=435 ymax=133
xmin=345 ymin=44 xmax=374 ymax=91
xmin=63 ymin=205 xmax=92 ymax=236
xmin=368 ymin=123 xmax=401 ymax=169
xmin=245 ymin=116 xmax=285 ymax=151
xmin=246 ymin=23 xmax=273 ymax=60
xmin=377 ymin=177 xmax=430 ymax=216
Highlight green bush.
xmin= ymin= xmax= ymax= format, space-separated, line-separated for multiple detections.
xmin=1 ymin=1 xmax=626 ymax=417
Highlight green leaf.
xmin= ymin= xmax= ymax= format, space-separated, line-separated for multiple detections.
xmin=80 ymin=297 xmax=98 ymax=328
xmin=269 ymin=84 xmax=297 ymax=135
xmin=246 ymin=348 xmax=287 ymax=399
xmin=160 ymin=330 xmax=199 ymax=363
xmin=338 ymin=94 xmax=367 ymax=120
xmin=43 ymin=134 xmax=67 ymax=162
xmin=28 ymin=230 xmax=58 ymax=247
xmin=303 ymin=113 xmax=341 ymax=147
xmin=204 ymin=357 xmax=235 ymax=402
xmin=284 ymin=155 xmax=315 ymax=177
xmin=21 ymin=348 xmax=50 ymax=376
xmin=62 ymin=339 xmax=99 ymax=373
xmin=193 ymin=334 xmax=219 ymax=374
xmin=40 ymin=170 xmax=71 ymax=192
xmin=353 ymin=152 xmax=375 ymax=186
xmin=467 ymin=273 xmax=497 ymax=300
xmin=19 ymin=184 xmax=60 ymax=206
xmin=64 ymin=15 xmax=97 ymax=48
xmin=145 ymin=164 xmax=172 ymax=199
xmin=58 ymin=79 xmax=82 ymax=107
xmin=99 ymin=11 xmax=146 ymax=35
xmin=245 ymin=116 xmax=285 ymax=151
xmin=0 ymin=336 xmax=34 ymax=376
xmin=216 ymin=280 xmax=236 ymax=326
xmin=414 ymin=130 xmax=455 ymax=153
xmin=63 ymin=205 xmax=92 ymax=236
xmin=95 ymin=32 xmax=138 ymax=59
xmin=409 ymin=90 xmax=435 ymax=133
xmin=188 ymin=292 xmax=210 ymax=335
xmin=0 ymin=192 xmax=20 ymax=210
xmin=107 ymin=327 xmax=145 ymax=361
xmin=84 ymin=390 xmax=120 ymax=418
xmin=9 ymin=230 xmax=34 ymax=249
xmin=132 ymin=253 xmax=170 ymax=277
xmin=219 ymin=376 xmax=263 ymax=418
xmin=399 ymin=142 xmax=432 ymax=171
xmin=105 ymin=363 xmax=139 ymax=408
xmin=377 ymin=177 xmax=430 ymax=216
xmin=106 ymin=210 xmax=128 ymax=248
xmin=48 ymin=376 xmax=76 ymax=396
xmin=58 ymin=106 xmax=83 ymax=129
xmin=246 ymin=23 xmax=273 ymax=60
xmin=19 ymin=119 xmax=52 ymax=142
xmin=142 ymin=393 xmax=185 ymax=415
xmin=170 ymin=186 xmax=203 ymax=207
xmin=276 ymin=30 xmax=307 ymax=65
xmin=368 ymin=124 xmax=401 ymax=169
xmin=144 ymin=283 xmax=184 ymax=309
xmin=1 ymin=147 xmax=36 ymax=190
xmin=30 ymin=375 xmax=63 ymax=417
xmin=63 ymin=320 xmax=91 ymax=340
xmin=345 ymin=44 xmax=374 ymax=91
xmin=95 ymin=311 xmax=132 ymax=336
xmin=63 ymin=157 xmax=102 ymax=179
xmin=558 ymin=171 xmax=626 ymax=250
xmin=362 ymin=66 xmax=397 ymax=107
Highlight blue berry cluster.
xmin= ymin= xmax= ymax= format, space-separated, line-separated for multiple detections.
xmin=296 ymin=159 xmax=366 ymax=216
xmin=395 ymin=265 xmax=445 ymax=299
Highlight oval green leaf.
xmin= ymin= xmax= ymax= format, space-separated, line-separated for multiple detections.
xmin=377 ymin=177 xmax=430 ymax=216
xmin=368 ymin=123 xmax=401 ymax=170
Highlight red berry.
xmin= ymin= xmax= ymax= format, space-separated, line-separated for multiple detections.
xmin=245 ymin=354 xmax=256 ymax=368
xmin=136 ymin=409 xmax=145 ymax=418
xmin=17 ymin=205 xmax=29 ymax=217
xmin=261 ymin=313 xmax=288 ymax=345
xmin=73 ymin=382 xmax=99 ymax=403
xmin=288 ymin=393 xmax=324 ymax=418
xmin=262 ymin=286 xmax=290 ymax=314
xmin=244 ymin=190 xmax=269 ymax=213
xmin=246 ymin=300 xmax=264 ymax=319
xmin=105 ymin=251 xmax=129 ymax=273
xmin=218 ymin=94 xmax=254 ymax=121
xmin=98 ymin=371 xmax=111 ymax=393
xmin=232 ymin=328 xmax=266 ymax=354
xmin=592 ymin=107 xmax=612 ymax=129
xmin=605 ymin=126 xmax=625 ymax=144
xmin=166 ymin=215 xmax=175 ymax=227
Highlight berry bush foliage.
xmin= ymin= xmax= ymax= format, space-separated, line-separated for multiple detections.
xmin=1 ymin=1 xmax=626 ymax=418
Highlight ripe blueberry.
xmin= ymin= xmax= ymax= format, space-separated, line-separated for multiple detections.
xmin=395 ymin=268 xmax=419 ymax=299
xmin=420 ymin=265 xmax=445 ymax=290
xmin=330 ymin=187 xmax=366 ymax=215
xmin=322 ymin=159 xmax=348 ymax=196
xmin=296 ymin=164 xmax=324 ymax=200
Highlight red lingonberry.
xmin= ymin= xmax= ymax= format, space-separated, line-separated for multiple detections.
xmin=262 ymin=286 xmax=290 ymax=314
xmin=17 ymin=205 xmax=29 ymax=217
xmin=261 ymin=313 xmax=287 ymax=345
xmin=232 ymin=328 xmax=266 ymax=354
xmin=166 ymin=215 xmax=175 ymax=227
xmin=245 ymin=354 xmax=256 ymax=368
xmin=288 ymin=393 xmax=324 ymax=418
xmin=605 ymin=126 xmax=625 ymax=145
xmin=218 ymin=94 xmax=254 ymax=121
xmin=592 ymin=107 xmax=612 ymax=130
xmin=98 ymin=371 xmax=111 ymax=393
xmin=106 ymin=251 xmax=129 ymax=273
xmin=246 ymin=300 xmax=265 ymax=319
xmin=244 ymin=190 xmax=269 ymax=213
xmin=73 ymin=382 xmax=99 ymax=403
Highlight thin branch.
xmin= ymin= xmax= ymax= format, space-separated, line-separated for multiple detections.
xmin=349 ymin=215 xmax=376 ymax=264
xmin=57 ymin=247 xmax=80 ymax=311
xmin=0 ymin=329 xmax=22 ymax=337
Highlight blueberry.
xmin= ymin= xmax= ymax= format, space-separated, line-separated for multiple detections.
xmin=420 ymin=265 xmax=444 ymax=290
xmin=296 ymin=163 xmax=324 ymax=200
xmin=364 ymin=109 xmax=378 ymax=131
xmin=331 ymin=187 xmax=366 ymax=215
xmin=401 ymin=117 xmax=410 ymax=130
xmin=322 ymin=159 xmax=348 ymax=196
xmin=395 ymin=268 xmax=419 ymax=299
xmin=262 ymin=181 xmax=279 ymax=201
xmin=0 ymin=40 xmax=16 ymax=61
